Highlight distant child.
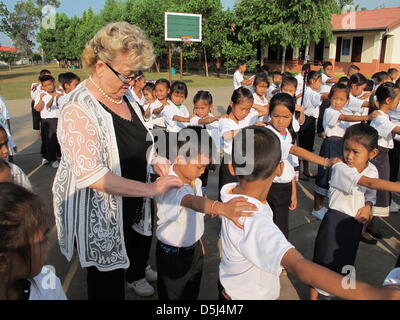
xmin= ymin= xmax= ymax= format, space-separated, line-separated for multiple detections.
xmin=347 ymin=64 xmax=360 ymax=78
xmin=218 ymin=126 xmax=400 ymax=300
xmin=0 ymin=183 xmax=67 ymax=300
xmin=143 ymin=82 xmax=157 ymax=130
xmin=251 ymin=73 xmax=270 ymax=121
xmin=313 ymin=84 xmax=378 ymax=220
xmin=295 ymin=64 xmax=312 ymax=105
xmin=233 ymin=62 xmax=255 ymax=90
xmin=367 ymin=83 xmax=400 ymax=241
xmin=34 ymin=75 xmax=62 ymax=169
xmin=0 ymin=125 xmax=32 ymax=190
xmin=149 ymin=79 xmax=171 ymax=130
xmin=57 ymin=72 xmax=81 ymax=109
xmin=321 ymin=62 xmax=339 ymax=87
xmin=311 ymin=123 xmax=400 ymax=299
xmin=372 ymin=71 xmax=391 ymax=91
xmin=268 ymin=72 xmax=283 ymax=101
xmin=155 ymin=126 xmax=256 ymax=300
xmin=388 ymin=68 xmax=399 ymax=83
xmin=30 ymin=70 xmax=51 ymax=132
xmin=338 ymin=77 xmax=349 ymax=86
xmin=130 ymin=71 xmax=147 ymax=108
xmin=0 ymin=96 xmax=17 ymax=163
xmin=298 ymin=71 xmax=329 ymax=180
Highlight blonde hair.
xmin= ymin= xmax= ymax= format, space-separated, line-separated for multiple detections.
xmin=82 ymin=22 xmax=155 ymax=73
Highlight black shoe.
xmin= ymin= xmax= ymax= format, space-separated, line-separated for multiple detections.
xmin=360 ymin=234 xmax=378 ymax=245
xmin=366 ymin=227 xmax=383 ymax=239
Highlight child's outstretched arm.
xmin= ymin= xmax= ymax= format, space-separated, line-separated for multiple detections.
xmin=181 ymin=195 xmax=257 ymax=229
xmin=358 ymin=176 xmax=400 ymax=193
xmin=290 ymin=145 xmax=339 ymax=167
xmin=173 ymin=115 xmax=191 ymax=123
xmin=252 ymin=104 xmax=269 ymax=117
xmin=282 ymin=248 xmax=400 ymax=300
xmin=197 ymin=115 xmax=221 ymax=125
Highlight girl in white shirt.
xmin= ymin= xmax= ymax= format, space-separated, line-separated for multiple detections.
xmin=343 ymin=73 xmax=372 ymax=122
xmin=233 ymin=62 xmax=254 ymax=90
xmin=130 ymin=71 xmax=147 ymax=109
xmin=313 ymin=84 xmax=378 ymax=220
xmin=311 ymin=123 xmax=400 ymax=300
xmin=148 ymin=79 xmax=171 ymax=130
xmin=367 ymin=83 xmax=400 ymax=238
xmin=251 ymin=73 xmax=270 ymax=122
xmin=0 ymin=183 xmax=67 ymax=300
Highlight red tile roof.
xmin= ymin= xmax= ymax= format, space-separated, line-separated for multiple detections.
xmin=0 ymin=46 xmax=18 ymax=53
xmin=332 ymin=7 xmax=400 ymax=32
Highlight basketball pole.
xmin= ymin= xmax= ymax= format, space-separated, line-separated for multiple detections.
xmin=180 ymin=45 xmax=183 ymax=81
xmin=168 ymin=46 xmax=172 ymax=84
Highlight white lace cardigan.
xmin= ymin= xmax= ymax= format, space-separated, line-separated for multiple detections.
xmin=52 ymin=81 xmax=155 ymax=271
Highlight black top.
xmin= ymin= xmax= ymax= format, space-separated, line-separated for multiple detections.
xmin=99 ymin=97 xmax=152 ymax=219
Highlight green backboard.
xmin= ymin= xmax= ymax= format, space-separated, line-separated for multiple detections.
xmin=165 ymin=12 xmax=202 ymax=42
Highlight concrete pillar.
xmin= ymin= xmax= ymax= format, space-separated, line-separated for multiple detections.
xmin=372 ymin=32 xmax=385 ymax=73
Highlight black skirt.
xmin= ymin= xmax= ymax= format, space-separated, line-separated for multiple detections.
xmin=315 ymin=137 xmax=344 ymax=196
xmin=298 ymin=116 xmax=317 ymax=152
xmin=313 ymin=209 xmax=363 ymax=274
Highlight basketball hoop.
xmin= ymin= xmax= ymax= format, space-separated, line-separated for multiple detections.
xmin=181 ymin=36 xmax=193 ymax=45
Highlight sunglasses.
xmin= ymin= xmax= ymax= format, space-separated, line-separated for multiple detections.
xmin=105 ymin=62 xmax=138 ymax=84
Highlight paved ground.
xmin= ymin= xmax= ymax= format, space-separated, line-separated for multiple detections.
xmin=5 ymin=86 xmax=400 ymax=300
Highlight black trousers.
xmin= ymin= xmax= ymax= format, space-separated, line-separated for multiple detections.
xmin=31 ymin=100 xmax=41 ymax=131
xmin=267 ymin=182 xmax=292 ymax=239
xmin=41 ymin=118 xmax=61 ymax=162
xmin=87 ymin=267 xmax=125 ymax=300
xmin=298 ymin=116 xmax=316 ymax=152
xmin=156 ymin=241 xmax=204 ymax=300
xmin=389 ymin=140 xmax=400 ymax=183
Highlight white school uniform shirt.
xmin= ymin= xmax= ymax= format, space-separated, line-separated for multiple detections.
xmin=31 ymin=83 xmax=42 ymax=100
xmin=253 ymin=92 xmax=268 ymax=122
xmin=321 ymin=74 xmax=335 ymax=87
xmin=155 ymin=166 xmax=204 ymax=248
xmin=370 ymin=111 xmax=396 ymax=149
xmin=323 ymin=107 xmax=350 ymax=138
xmin=162 ymin=102 xmax=190 ymax=133
xmin=9 ymin=162 xmax=32 ymax=191
xmin=219 ymin=110 xmax=259 ymax=156
xmin=130 ymin=89 xmax=147 ymax=107
xmin=148 ymin=99 xmax=166 ymax=128
xmin=219 ymin=183 xmax=294 ymax=300
xmin=266 ymin=126 xmax=295 ymax=183
xmin=34 ymin=91 xmax=62 ymax=119
xmin=267 ymin=83 xmax=279 ymax=101
xmin=233 ymin=71 xmax=244 ymax=90
xmin=0 ymin=96 xmax=17 ymax=154
xmin=28 ymin=266 xmax=67 ymax=300
xmin=190 ymin=114 xmax=220 ymax=153
xmin=302 ymin=87 xmax=322 ymax=118
xmin=389 ymin=103 xmax=400 ymax=142
xmin=343 ymin=95 xmax=366 ymax=125
xmin=329 ymin=162 xmax=378 ymax=218
xmin=295 ymin=73 xmax=305 ymax=105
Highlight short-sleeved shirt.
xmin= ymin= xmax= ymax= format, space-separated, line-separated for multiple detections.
xmin=31 ymin=83 xmax=42 ymax=101
xmin=268 ymin=83 xmax=279 ymax=101
xmin=35 ymin=91 xmax=62 ymax=119
xmin=253 ymin=92 xmax=268 ymax=121
xmin=343 ymin=95 xmax=366 ymax=124
xmin=295 ymin=74 xmax=305 ymax=104
xmin=302 ymin=87 xmax=322 ymax=118
xmin=266 ymin=126 xmax=295 ymax=184
xmin=162 ymin=103 xmax=190 ymax=133
xmin=321 ymin=74 xmax=335 ymax=87
xmin=28 ymin=266 xmax=67 ymax=300
xmin=190 ymin=114 xmax=220 ymax=152
xmin=329 ymin=162 xmax=378 ymax=218
xmin=233 ymin=71 xmax=244 ymax=90
xmin=9 ymin=162 xmax=32 ymax=191
xmin=370 ymin=111 xmax=396 ymax=149
xmin=219 ymin=183 xmax=294 ymax=300
xmin=155 ymin=166 xmax=204 ymax=248
xmin=219 ymin=110 xmax=259 ymax=156
xmin=149 ymin=99 xmax=167 ymax=128
xmin=323 ymin=107 xmax=349 ymax=138
xmin=130 ymin=89 xmax=147 ymax=108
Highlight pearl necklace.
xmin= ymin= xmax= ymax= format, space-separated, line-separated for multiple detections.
xmin=89 ymin=77 xmax=124 ymax=105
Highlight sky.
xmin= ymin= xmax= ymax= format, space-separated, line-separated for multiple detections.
xmin=1 ymin=0 xmax=400 ymax=48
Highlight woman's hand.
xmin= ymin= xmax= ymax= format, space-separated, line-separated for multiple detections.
xmin=152 ymin=156 xmax=171 ymax=177
xmin=150 ymin=175 xmax=183 ymax=197
xmin=217 ymin=197 xmax=257 ymax=229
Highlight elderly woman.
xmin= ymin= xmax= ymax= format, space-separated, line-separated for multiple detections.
xmin=53 ymin=22 xmax=254 ymax=300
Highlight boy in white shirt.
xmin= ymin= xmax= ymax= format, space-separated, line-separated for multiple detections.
xmin=267 ymin=72 xmax=283 ymax=101
xmin=31 ymin=70 xmax=52 ymax=132
xmin=34 ymin=75 xmax=63 ymax=169
xmin=155 ymin=126 xmax=257 ymax=300
xmin=233 ymin=62 xmax=254 ymax=90
xmin=219 ymin=126 xmax=400 ymax=300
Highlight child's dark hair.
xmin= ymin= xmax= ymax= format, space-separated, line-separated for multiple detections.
xmin=282 ymin=72 xmax=292 ymax=79
xmin=338 ymin=77 xmax=349 ymax=85
xmin=143 ymin=82 xmax=155 ymax=93
xmin=348 ymin=73 xmax=368 ymax=88
xmin=372 ymin=71 xmax=390 ymax=84
xmin=261 ymin=65 xmax=269 ymax=74
xmin=344 ymin=123 xmax=378 ymax=152
xmin=227 ymin=87 xmax=254 ymax=114
xmin=396 ymin=78 xmax=400 ymax=88
xmin=39 ymin=75 xmax=55 ymax=83
xmin=134 ymin=71 xmax=145 ymax=81
xmin=323 ymin=61 xmax=333 ymax=69
xmin=328 ymin=83 xmax=350 ymax=100
xmin=376 ymin=82 xmax=398 ymax=104
xmin=302 ymin=64 xmax=311 ymax=72
xmin=58 ymin=73 xmax=66 ymax=84
xmin=270 ymin=93 xmax=297 ymax=140
xmin=253 ymin=73 xmax=269 ymax=88
xmin=59 ymin=72 xmax=80 ymax=89
xmin=193 ymin=90 xmax=213 ymax=106
xmin=176 ymin=126 xmax=216 ymax=165
xmin=388 ymin=68 xmax=399 ymax=77
xmin=272 ymin=71 xmax=283 ymax=79
xmin=39 ymin=69 xmax=51 ymax=77
xmin=0 ymin=183 xmax=47 ymax=279
xmin=0 ymin=124 xmax=7 ymax=135
xmin=281 ymin=76 xmax=298 ymax=91
xmin=306 ymin=71 xmax=321 ymax=85
xmin=232 ymin=126 xmax=281 ymax=182
xmin=170 ymin=81 xmax=188 ymax=99
xmin=365 ymin=80 xmax=374 ymax=92
xmin=236 ymin=61 xmax=246 ymax=70
xmin=155 ymin=78 xmax=171 ymax=90
xmin=349 ymin=64 xmax=360 ymax=73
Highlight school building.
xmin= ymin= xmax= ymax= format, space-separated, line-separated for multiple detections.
xmin=264 ymin=7 xmax=400 ymax=76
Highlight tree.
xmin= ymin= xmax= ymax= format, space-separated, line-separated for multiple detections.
xmin=0 ymin=50 xmax=20 ymax=71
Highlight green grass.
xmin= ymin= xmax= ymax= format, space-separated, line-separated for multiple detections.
xmin=0 ymin=64 xmax=233 ymax=100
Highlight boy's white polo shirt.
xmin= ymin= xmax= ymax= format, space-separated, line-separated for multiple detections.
xmin=370 ymin=111 xmax=396 ymax=149
xmin=233 ymin=71 xmax=244 ymax=90
xmin=162 ymin=102 xmax=190 ymax=133
xmin=34 ymin=91 xmax=62 ymax=119
xmin=155 ymin=166 xmax=205 ymax=248
xmin=219 ymin=183 xmax=294 ymax=300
